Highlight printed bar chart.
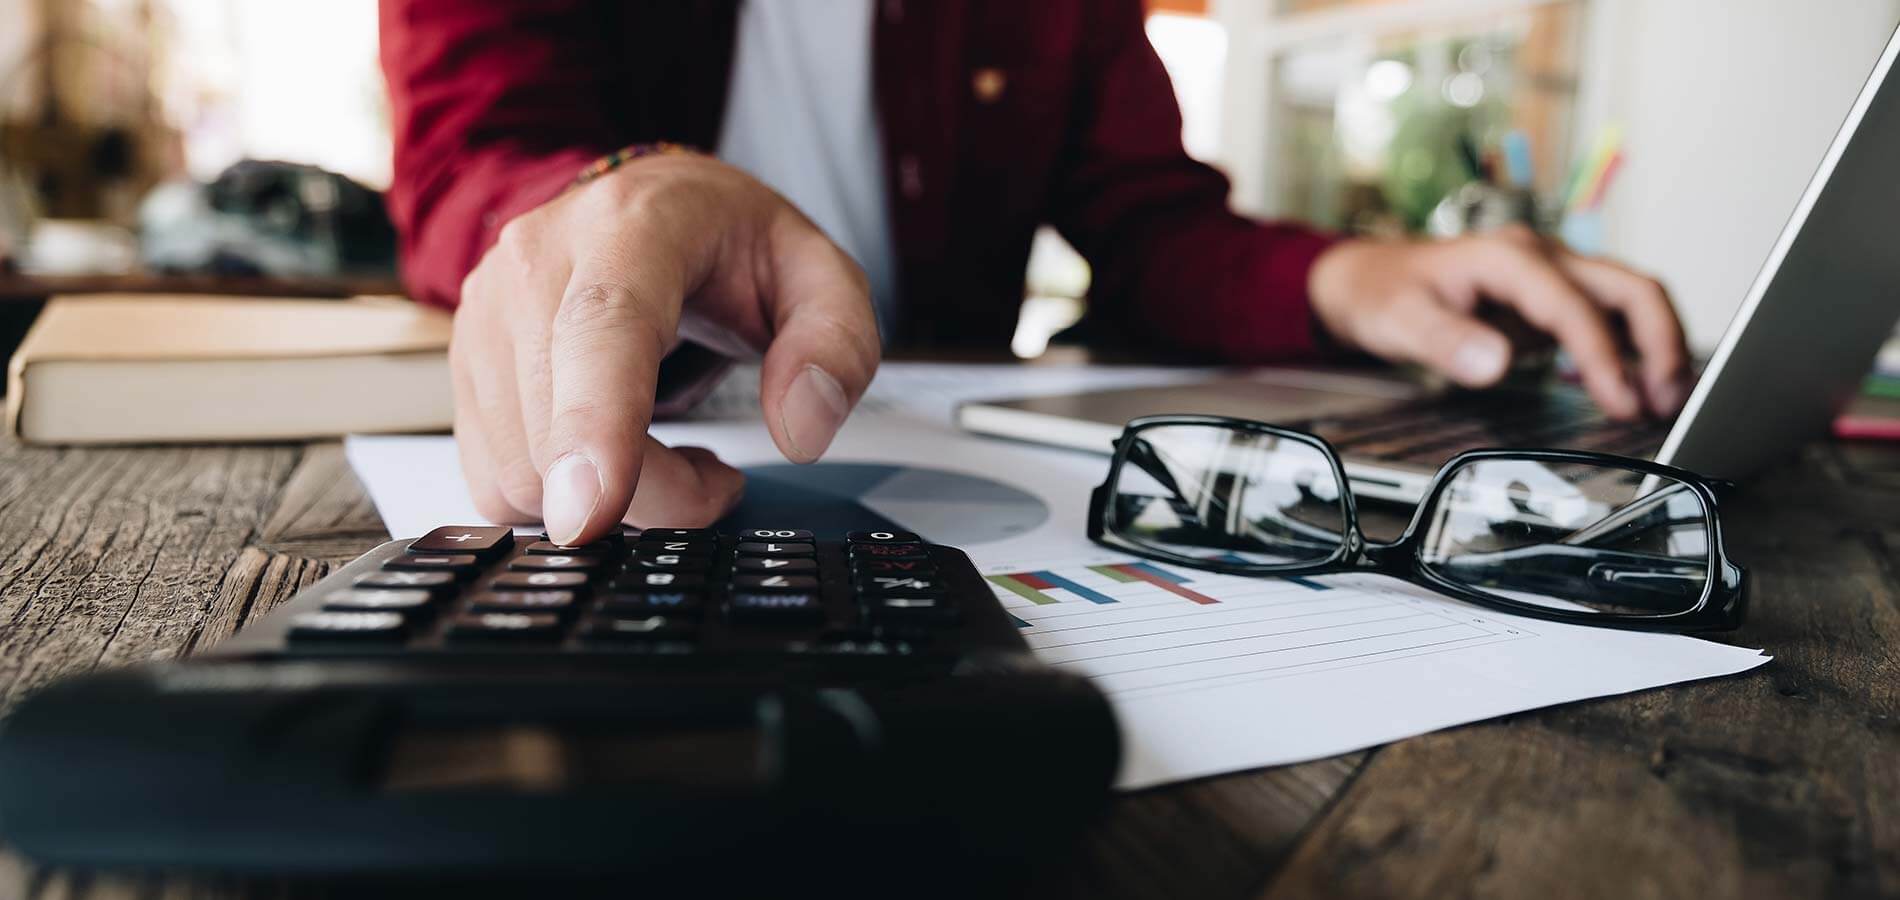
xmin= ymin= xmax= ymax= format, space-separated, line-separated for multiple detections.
xmin=987 ymin=570 xmax=1119 ymax=605
xmin=1089 ymin=562 xmax=1219 ymax=605
xmin=989 ymin=561 xmax=1331 ymax=610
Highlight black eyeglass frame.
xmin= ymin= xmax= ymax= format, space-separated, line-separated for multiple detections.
xmin=1086 ymin=414 xmax=1747 ymax=633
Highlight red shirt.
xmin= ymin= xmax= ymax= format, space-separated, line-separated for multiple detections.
xmin=379 ymin=0 xmax=1337 ymax=359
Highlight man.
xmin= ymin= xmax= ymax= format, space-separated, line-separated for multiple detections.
xmin=380 ymin=0 xmax=1690 ymax=547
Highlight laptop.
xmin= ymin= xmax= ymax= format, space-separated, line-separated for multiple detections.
xmin=959 ymin=25 xmax=1900 ymax=504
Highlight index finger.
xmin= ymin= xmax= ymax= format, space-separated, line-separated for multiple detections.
xmin=539 ymin=256 xmax=683 ymax=546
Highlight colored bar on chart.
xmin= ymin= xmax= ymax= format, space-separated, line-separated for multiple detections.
xmin=1090 ymin=562 xmax=1220 ymax=605
xmin=987 ymin=573 xmax=1059 ymax=605
xmin=1212 ymin=552 xmax=1332 ymax=591
xmin=1032 ymin=571 xmax=1119 ymax=605
xmin=986 ymin=571 xmax=1119 ymax=605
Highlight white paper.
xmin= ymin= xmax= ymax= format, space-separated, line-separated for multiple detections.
xmin=345 ymin=361 xmax=1770 ymax=790
xmin=989 ymin=563 xmax=1765 ymax=788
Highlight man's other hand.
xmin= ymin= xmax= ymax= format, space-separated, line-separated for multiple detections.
xmin=1307 ymin=224 xmax=1692 ymax=420
xmin=453 ymin=154 xmax=880 ymax=546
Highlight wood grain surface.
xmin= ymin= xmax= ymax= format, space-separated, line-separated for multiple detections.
xmin=0 ymin=437 xmax=1895 ymax=900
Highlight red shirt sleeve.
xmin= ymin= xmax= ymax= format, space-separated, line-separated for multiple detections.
xmin=379 ymin=0 xmax=620 ymax=309
xmin=1045 ymin=1 xmax=1340 ymax=362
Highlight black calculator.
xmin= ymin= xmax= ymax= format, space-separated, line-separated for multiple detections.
xmin=0 ymin=526 xmax=1118 ymax=873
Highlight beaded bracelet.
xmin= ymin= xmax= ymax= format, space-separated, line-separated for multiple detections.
xmin=571 ymin=141 xmax=697 ymax=188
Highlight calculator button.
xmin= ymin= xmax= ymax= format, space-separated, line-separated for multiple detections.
xmin=383 ymin=554 xmax=479 ymax=577
xmin=491 ymin=571 xmax=591 ymax=592
xmin=613 ymin=571 xmax=705 ymax=592
xmin=446 ymin=612 xmax=563 ymax=641
xmin=580 ymin=615 xmax=697 ymax=643
xmin=728 ymin=592 xmax=824 ymax=623
xmin=849 ymin=543 xmax=929 ymax=561
xmin=468 ymin=590 xmax=578 ymax=614
xmin=732 ymin=574 xmax=820 ymax=592
xmin=408 ymin=525 xmax=514 ymax=559
xmin=509 ymin=554 xmax=605 ymax=573
xmin=523 ymin=540 xmax=616 ymax=556
xmin=633 ymin=539 xmax=716 ymax=557
xmin=287 ymin=611 xmax=407 ymax=642
xmin=355 ymin=570 xmax=456 ymax=594
xmin=863 ymin=595 xmax=959 ymax=624
xmin=539 ymin=530 xmax=627 ymax=546
xmin=741 ymin=529 xmax=814 ymax=542
xmin=640 ymin=527 xmax=717 ymax=541
xmin=630 ymin=551 xmax=713 ymax=571
xmin=321 ymin=589 xmax=434 ymax=615
xmin=733 ymin=556 xmax=817 ymax=573
xmin=846 ymin=530 xmax=920 ymax=544
xmin=817 ymin=627 xmax=877 ymax=644
xmin=735 ymin=542 xmax=815 ymax=557
xmin=870 ymin=625 xmax=934 ymax=649
xmin=854 ymin=575 xmax=947 ymax=595
xmin=850 ymin=559 xmax=938 ymax=577
xmin=601 ymin=591 xmax=703 ymax=618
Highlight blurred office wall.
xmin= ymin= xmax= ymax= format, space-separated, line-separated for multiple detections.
xmin=1591 ymin=0 xmax=1900 ymax=351
xmin=4 ymin=0 xmax=1896 ymax=353
xmin=1214 ymin=0 xmax=1900 ymax=353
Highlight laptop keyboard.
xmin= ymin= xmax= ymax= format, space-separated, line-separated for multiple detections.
xmin=1303 ymin=385 xmax=1673 ymax=468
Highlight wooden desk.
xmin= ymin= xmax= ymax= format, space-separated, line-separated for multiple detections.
xmin=1 ymin=435 xmax=1897 ymax=899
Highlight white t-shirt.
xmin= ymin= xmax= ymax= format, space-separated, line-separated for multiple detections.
xmin=716 ymin=0 xmax=900 ymax=340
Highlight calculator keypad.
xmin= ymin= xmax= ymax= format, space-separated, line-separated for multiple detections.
xmin=284 ymin=526 xmax=985 ymax=657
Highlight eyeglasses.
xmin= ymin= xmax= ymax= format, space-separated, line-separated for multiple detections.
xmin=1087 ymin=415 xmax=1747 ymax=632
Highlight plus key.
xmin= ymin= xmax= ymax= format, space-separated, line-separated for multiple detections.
xmin=408 ymin=525 xmax=514 ymax=560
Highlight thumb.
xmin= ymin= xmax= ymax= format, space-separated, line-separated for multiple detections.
xmin=757 ymin=214 xmax=881 ymax=463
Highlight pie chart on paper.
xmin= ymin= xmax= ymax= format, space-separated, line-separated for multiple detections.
xmin=715 ymin=463 xmax=1049 ymax=546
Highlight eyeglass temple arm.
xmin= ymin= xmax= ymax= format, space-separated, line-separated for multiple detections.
xmin=1432 ymin=543 xmax=1707 ymax=612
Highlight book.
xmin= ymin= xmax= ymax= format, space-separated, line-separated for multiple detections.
xmin=1863 ymin=373 xmax=1900 ymax=401
xmin=6 ymin=294 xmax=451 ymax=444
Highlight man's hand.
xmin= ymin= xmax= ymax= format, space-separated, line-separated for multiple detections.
xmin=1307 ymin=225 xmax=1691 ymax=420
xmin=453 ymin=154 xmax=880 ymax=546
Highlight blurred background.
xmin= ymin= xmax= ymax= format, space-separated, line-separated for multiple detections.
xmin=1 ymin=0 xmax=1897 ymax=356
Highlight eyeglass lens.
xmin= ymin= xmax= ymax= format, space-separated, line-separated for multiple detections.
xmin=1108 ymin=425 xmax=1349 ymax=567
xmin=1418 ymin=459 xmax=1713 ymax=617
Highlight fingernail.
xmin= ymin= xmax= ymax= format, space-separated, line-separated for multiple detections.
xmin=1453 ymin=338 xmax=1509 ymax=384
xmin=542 ymin=453 xmax=601 ymax=545
xmin=781 ymin=365 xmax=850 ymax=463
